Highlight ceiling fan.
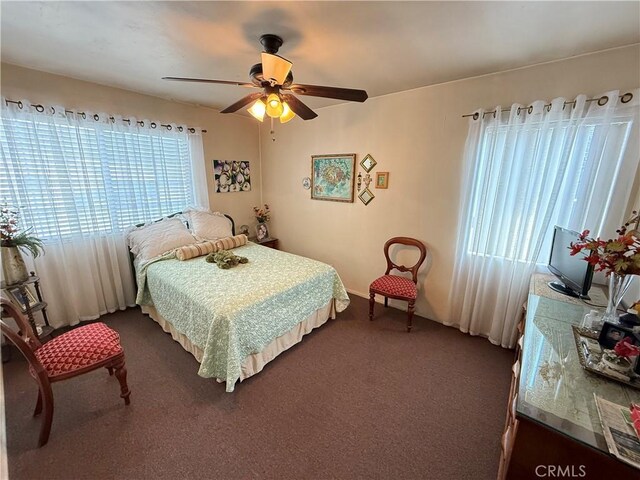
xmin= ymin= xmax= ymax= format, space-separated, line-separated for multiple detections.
xmin=163 ymin=34 xmax=368 ymax=123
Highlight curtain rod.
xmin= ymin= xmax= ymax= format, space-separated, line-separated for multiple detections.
xmin=3 ymin=98 xmax=207 ymax=134
xmin=462 ymin=92 xmax=634 ymax=119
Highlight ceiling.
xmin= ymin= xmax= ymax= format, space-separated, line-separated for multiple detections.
xmin=1 ymin=1 xmax=639 ymax=113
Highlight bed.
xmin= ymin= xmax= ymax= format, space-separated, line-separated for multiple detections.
xmin=131 ymin=214 xmax=349 ymax=392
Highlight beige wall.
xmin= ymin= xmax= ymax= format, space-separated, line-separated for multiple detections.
xmin=0 ymin=63 xmax=260 ymax=228
xmin=260 ymin=45 xmax=640 ymax=323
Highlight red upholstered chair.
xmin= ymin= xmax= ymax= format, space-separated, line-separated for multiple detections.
xmin=0 ymin=297 xmax=131 ymax=447
xmin=369 ymin=237 xmax=427 ymax=332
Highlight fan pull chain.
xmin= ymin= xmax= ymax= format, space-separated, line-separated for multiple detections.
xmin=270 ymin=117 xmax=276 ymax=142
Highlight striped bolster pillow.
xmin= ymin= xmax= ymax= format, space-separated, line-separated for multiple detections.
xmin=175 ymin=240 xmax=219 ymax=261
xmin=214 ymin=234 xmax=248 ymax=251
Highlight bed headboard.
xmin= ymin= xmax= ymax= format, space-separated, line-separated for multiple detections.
xmin=128 ymin=212 xmax=235 ymax=287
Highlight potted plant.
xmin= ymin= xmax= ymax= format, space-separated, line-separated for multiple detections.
xmin=1 ymin=203 xmax=44 ymax=285
xmin=570 ymin=211 xmax=640 ymax=324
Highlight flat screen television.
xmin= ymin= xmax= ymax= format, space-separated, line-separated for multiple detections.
xmin=548 ymin=225 xmax=594 ymax=299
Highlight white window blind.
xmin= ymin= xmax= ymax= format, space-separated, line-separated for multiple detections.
xmin=0 ymin=116 xmax=195 ymax=240
xmin=466 ymin=118 xmax=634 ymax=262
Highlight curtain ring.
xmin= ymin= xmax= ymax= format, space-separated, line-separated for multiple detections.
xmin=597 ymin=96 xmax=608 ymax=106
xmin=527 ymin=106 xmax=533 ymax=114
xmin=545 ymin=104 xmax=551 ymax=112
xmin=188 ymin=128 xmax=195 ymax=133
xmin=17 ymin=101 xmax=23 ymax=109
xmin=35 ymin=104 xmax=45 ymax=113
xmin=151 ymin=122 xmax=157 ymax=129
xmin=50 ymin=106 xmax=56 ymax=115
xmin=492 ymin=111 xmax=496 ymax=119
xmin=166 ymin=125 xmax=172 ymax=130
xmin=139 ymin=121 xmax=144 ymax=127
xmin=472 ymin=112 xmax=479 ymax=120
xmin=93 ymin=114 xmax=100 ymax=121
xmin=517 ymin=107 xmax=522 ymax=115
xmin=178 ymin=126 xmax=183 ymax=132
xmin=621 ymin=92 xmax=633 ymax=104
xmin=81 ymin=112 xmax=86 ymax=119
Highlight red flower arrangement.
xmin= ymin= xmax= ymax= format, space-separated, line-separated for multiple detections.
xmin=614 ymin=337 xmax=640 ymax=360
xmin=253 ymin=204 xmax=271 ymax=223
xmin=569 ymin=211 xmax=640 ymax=276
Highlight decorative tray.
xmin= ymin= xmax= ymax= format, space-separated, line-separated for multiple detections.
xmin=571 ymin=325 xmax=640 ymax=390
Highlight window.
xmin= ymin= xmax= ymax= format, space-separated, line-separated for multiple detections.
xmin=466 ymin=117 xmax=635 ymax=262
xmin=0 ymin=116 xmax=195 ymax=240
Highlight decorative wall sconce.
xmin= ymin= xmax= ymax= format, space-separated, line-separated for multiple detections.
xmin=363 ymin=173 xmax=372 ymax=189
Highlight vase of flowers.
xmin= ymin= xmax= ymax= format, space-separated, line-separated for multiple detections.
xmin=570 ymin=211 xmax=640 ymax=325
xmin=253 ymin=204 xmax=271 ymax=224
xmin=1 ymin=203 xmax=44 ymax=285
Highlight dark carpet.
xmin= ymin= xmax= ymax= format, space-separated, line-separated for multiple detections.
xmin=3 ymin=295 xmax=514 ymax=480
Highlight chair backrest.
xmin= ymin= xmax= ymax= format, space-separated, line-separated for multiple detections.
xmin=1 ymin=296 xmax=42 ymax=352
xmin=1 ymin=296 xmax=48 ymax=379
xmin=383 ymin=237 xmax=427 ymax=284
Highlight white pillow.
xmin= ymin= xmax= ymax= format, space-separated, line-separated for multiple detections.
xmin=185 ymin=210 xmax=233 ymax=241
xmin=127 ymin=217 xmax=197 ymax=262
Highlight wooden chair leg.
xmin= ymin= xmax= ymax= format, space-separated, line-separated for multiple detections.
xmin=407 ymin=300 xmax=415 ymax=333
xmin=369 ymin=291 xmax=375 ymax=321
xmin=107 ymin=367 xmax=114 ymax=376
xmin=33 ymin=389 xmax=43 ymax=417
xmin=113 ymin=358 xmax=131 ymax=405
xmin=37 ymin=383 xmax=54 ymax=447
xmin=384 ymin=297 xmax=388 ymax=308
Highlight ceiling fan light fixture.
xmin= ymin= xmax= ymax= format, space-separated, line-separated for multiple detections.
xmin=279 ymin=102 xmax=296 ymax=123
xmin=247 ymin=98 xmax=266 ymax=122
xmin=265 ymin=93 xmax=284 ymax=118
xmin=261 ymin=52 xmax=293 ymax=85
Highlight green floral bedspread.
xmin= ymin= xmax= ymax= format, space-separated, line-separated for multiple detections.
xmin=135 ymin=243 xmax=350 ymax=392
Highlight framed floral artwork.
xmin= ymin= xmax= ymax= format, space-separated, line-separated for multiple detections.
xmin=311 ymin=154 xmax=356 ymax=203
xmin=213 ymin=160 xmax=251 ymax=193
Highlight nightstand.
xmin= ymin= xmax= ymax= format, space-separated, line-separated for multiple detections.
xmin=251 ymin=237 xmax=279 ymax=250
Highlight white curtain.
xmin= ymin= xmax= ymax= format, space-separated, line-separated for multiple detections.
xmin=448 ymin=89 xmax=640 ymax=348
xmin=189 ymin=133 xmax=209 ymax=208
xmin=0 ymin=98 xmax=206 ymax=327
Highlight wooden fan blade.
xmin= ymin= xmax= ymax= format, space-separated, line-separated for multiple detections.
xmin=286 ymin=83 xmax=368 ymax=102
xmin=220 ymin=93 xmax=265 ymax=114
xmin=162 ymin=77 xmax=257 ymax=88
xmin=261 ymin=53 xmax=293 ymax=85
xmin=281 ymin=94 xmax=318 ymax=120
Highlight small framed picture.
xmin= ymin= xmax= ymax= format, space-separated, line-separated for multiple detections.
xmin=6 ymin=286 xmax=38 ymax=313
xmin=375 ymin=172 xmax=389 ymax=189
xmin=598 ymin=321 xmax=639 ymax=349
xmin=256 ymin=223 xmax=270 ymax=242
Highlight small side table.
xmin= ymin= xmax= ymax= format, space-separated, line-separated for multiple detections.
xmin=1 ymin=272 xmax=53 ymax=339
xmin=250 ymin=237 xmax=279 ymax=250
